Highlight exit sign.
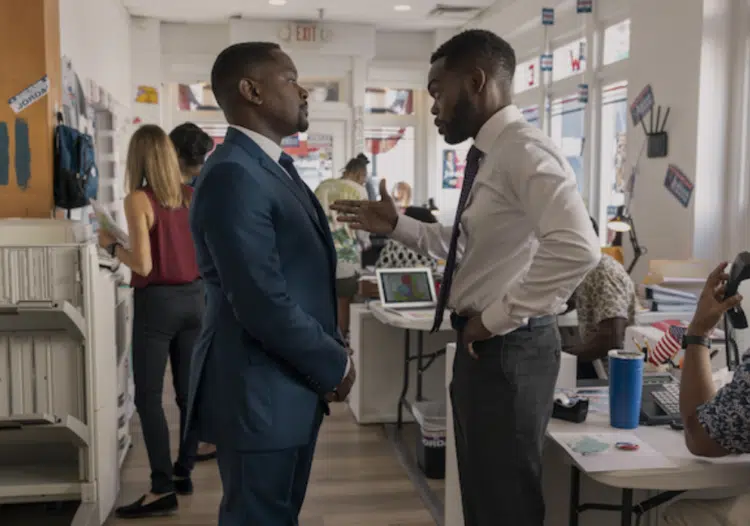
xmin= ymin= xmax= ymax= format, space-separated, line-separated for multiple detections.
xmin=279 ymin=22 xmax=332 ymax=45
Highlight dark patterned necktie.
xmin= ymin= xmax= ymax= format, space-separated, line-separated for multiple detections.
xmin=431 ymin=145 xmax=484 ymax=333
xmin=279 ymin=152 xmax=310 ymax=195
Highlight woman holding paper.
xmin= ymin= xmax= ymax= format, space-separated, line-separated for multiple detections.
xmin=98 ymin=124 xmax=203 ymax=519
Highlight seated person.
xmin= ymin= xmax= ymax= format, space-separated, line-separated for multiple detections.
xmin=662 ymin=263 xmax=750 ymax=525
xmin=566 ymin=217 xmax=636 ymax=379
xmin=375 ymin=206 xmax=439 ymax=272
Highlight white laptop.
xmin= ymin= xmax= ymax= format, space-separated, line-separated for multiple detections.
xmin=375 ymin=267 xmax=437 ymax=312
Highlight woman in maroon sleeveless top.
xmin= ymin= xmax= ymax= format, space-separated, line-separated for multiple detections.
xmin=98 ymin=124 xmax=203 ymax=519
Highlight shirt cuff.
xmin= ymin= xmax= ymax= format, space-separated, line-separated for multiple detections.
xmin=481 ymin=298 xmax=527 ymax=337
xmin=391 ymin=214 xmax=421 ymax=245
xmin=341 ymin=356 xmax=351 ymax=382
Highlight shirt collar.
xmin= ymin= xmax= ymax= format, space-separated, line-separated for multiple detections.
xmin=473 ymin=104 xmax=524 ymax=153
xmin=229 ymin=124 xmax=283 ymax=162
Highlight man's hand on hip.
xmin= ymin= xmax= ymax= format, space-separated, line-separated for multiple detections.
xmin=461 ymin=315 xmax=493 ymax=359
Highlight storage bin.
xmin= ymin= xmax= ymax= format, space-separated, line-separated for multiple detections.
xmin=412 ymin=400 xmax=446 ymax=479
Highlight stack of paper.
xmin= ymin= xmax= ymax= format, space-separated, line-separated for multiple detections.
xmin=642 ymin=284 xmax=698 ymax=312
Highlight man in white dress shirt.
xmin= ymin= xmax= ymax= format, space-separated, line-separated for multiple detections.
xmin=332 ymin=30 xmax=600 ymax=526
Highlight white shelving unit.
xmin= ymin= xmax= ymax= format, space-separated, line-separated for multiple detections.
xmin=115 ymin=285 xmax=134 ymax=470
xmin=0 ymin=218 xmax=124 ymax=526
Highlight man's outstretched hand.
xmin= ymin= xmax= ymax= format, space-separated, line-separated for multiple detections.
xmin=326 ymin=351 xmax=357 ymax=403
xmin=330 ymin=179 xmax=399 ymax=235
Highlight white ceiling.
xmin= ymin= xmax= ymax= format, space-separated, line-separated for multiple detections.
xmin=122 ymin=0 xmax=495 ymax=30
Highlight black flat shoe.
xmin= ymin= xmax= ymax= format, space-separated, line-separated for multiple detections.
xmin=115 ymin=493 xmax=178 ymax=519
xmin=174 ymin=477 xmax=194 ymax=496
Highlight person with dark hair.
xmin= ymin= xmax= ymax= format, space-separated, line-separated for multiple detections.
xmin=332 ymin=29 xmax=599 ymax=526
xmin=314 ymin=153 xmax=371 ymax=340
xmin=100 ymin=125 xmax=203 ymax=518
xmin=169 ymin=122 xmax=217 ymax=463
xmin=566 ymin=217 xmax=636 ymax=379
xmin=376 ymin=206 xmax=439 ymax=271
xmin=169 ymin=122 xmax=214 ymax=186
xmin=186 ymin=42 xmax=355 ymax=526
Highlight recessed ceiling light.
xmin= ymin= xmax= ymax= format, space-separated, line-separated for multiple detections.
xmin=269 ymin=0 xmax=287 ymax=5
xmin=394 ymin=4 xmax=412 ymax=11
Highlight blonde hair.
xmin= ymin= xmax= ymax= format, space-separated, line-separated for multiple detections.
xmin=126 ymin=124 xmax=187 ymax=208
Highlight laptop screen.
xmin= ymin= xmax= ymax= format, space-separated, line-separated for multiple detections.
xmin=379 ymin=269 xmax=435 ymax=305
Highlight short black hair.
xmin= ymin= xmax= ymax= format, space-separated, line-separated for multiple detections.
xmin=169 ymin=122 xmax=213 ymax=167
xmin=344 ymin=153 xmax=369 ymax=174
xmin=404 ymin=206 xmax=438 ymax=224
xmin=431 ymin=29 xmax=516 ymax=83
xmin=210 ymin=42 xmax=281 ymax=112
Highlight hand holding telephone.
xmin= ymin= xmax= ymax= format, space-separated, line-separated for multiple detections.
xmin=724 ymin=252 xmax=750 ymax=329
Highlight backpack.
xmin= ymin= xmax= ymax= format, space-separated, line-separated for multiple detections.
xmin=53 ymin=112 xmax=98 ymax=213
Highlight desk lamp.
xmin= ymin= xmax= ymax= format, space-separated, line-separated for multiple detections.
xmin=607 ymin=205 xmax=646 ymax=274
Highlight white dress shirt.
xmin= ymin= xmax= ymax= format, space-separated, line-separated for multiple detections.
xmin=228 ymin=124 xmax=352 ymax=379
xmin=392 ymin=105 xmax=600 ymax=336
xmin=229 ymin=125 xmax=283 ymax=169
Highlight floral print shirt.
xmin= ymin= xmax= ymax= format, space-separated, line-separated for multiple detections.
xmin=697 ymin=357 xmax=750 ymax=454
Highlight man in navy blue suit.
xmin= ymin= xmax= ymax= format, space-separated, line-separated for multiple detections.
xmin=186 ymin=42 xmax=356 ymax=526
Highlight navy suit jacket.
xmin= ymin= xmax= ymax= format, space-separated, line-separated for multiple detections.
xmin=186 ymin=128 xmax=348 ymax=451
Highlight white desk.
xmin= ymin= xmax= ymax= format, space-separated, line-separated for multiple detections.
xmin=547 ymin=395 xmax=750 ymax=526
xmin=368 ymin=302 xmax=453 ymax=428
xmin=444 ymin=341 xmax=750 ymax=526
xmin=347 ymin=303 xmax=453 ymax=425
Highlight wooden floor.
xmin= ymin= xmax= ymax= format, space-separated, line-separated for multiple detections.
xmin=108 ymin=372 xmax=440 ymax=526
xmin=0 ymin=368 xmax=441 ymax=525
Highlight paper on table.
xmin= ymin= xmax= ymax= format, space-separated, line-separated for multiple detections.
xmin=90 ymin=198 xmax=129 ymax=247
xmin=551 ymin=432 xmax=676 ymax=472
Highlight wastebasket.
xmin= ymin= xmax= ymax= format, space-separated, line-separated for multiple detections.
xmin=412 ymin=400 xmax=446 ymax=479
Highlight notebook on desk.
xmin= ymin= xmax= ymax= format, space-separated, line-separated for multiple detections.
xmin=376 ymin=267 xmax=437 ymax=313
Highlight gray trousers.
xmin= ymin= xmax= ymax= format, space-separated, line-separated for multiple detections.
xmin=450 ymin=316 xmax=561 ymax=526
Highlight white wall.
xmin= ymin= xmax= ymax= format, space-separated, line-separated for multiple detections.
xmin=59 ymin=0 xmax=132 ymax=106
xmin=375 ymin=31 xmax=434 ymax=61
xmin=468 ymin=0 xmax=743 ymax=279
xmin=626 ymin=0 xmax=733 ymax=280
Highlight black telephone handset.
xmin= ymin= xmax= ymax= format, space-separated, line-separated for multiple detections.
xmin=724 ymin=252 xmax=750 ymax=329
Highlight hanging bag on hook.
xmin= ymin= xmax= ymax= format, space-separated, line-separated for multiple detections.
xmin=53 ymin=112 xmax=98 ymax=214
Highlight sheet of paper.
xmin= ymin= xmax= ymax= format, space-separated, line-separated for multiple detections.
xmin=550 ymin=432 xmax=676 ymax=472
xmin=90 ymin=198 xmax=129 ymax=247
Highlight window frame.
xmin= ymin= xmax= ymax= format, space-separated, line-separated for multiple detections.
xmin=509 ymin=9 xmax=631 ymax=231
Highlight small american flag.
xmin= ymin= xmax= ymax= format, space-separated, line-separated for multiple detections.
xmin=649 ymin=324 xmax=688 ymax=365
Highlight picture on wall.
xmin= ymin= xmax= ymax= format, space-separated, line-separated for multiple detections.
xmin=442 ymin=149 xmax=465 ymax=189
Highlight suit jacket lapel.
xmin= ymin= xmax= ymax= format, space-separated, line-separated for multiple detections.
xmin=226 ymin=129 xmax=335 ymax=263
